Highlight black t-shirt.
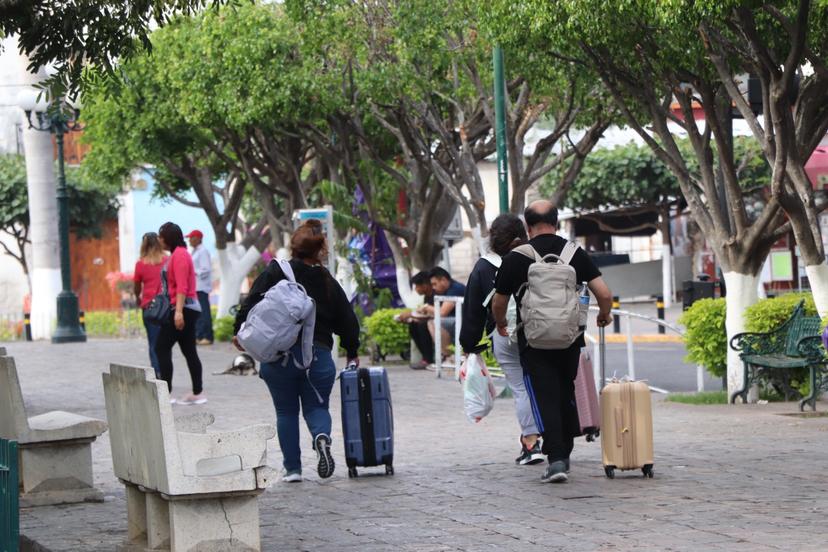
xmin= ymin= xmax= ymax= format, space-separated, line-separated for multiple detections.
xmin=494 ymin=234 xmax=601 ymax=350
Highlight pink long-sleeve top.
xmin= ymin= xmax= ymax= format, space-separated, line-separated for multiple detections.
xmin=166 ymin=246 xmax=197 ymax=306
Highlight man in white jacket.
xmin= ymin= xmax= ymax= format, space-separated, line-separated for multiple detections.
xmin=187 ymin=229 xmax=214 ymax=345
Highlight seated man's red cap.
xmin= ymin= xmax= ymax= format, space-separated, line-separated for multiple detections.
xmin=185 ymin=229 xmax=204 ymax=239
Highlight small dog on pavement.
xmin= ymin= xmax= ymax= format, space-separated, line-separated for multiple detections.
xmin=213 ymin=353 xmax=258 ymax=376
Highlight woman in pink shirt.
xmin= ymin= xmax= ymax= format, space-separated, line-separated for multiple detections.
xmin=156 ymin=222 xmax=206 ymax=405
xmin=133 ymin=232 xmax=166 ymax=377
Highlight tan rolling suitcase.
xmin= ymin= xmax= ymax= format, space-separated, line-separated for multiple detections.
xmin=598 ymin=327 xmax=654 ymax=478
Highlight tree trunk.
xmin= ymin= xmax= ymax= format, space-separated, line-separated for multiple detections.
xmin=411 ymin=239 xmax=442 ymax=279
xmin=723 ymin=271 xmax=760 ymax=401
xmin=385 ymin=230 xmax=420 ymax=309
xmin=471 ymin=225 xmax=486 ymax=257
xmin=805 ymin=263 xmax=828 ymax=318
xmin=216 ymin=243 xmax=261 ymax=317
xmin=784 ymin=193 xmax=828 ymax=316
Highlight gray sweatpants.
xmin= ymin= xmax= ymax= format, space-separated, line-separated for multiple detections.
xmin=491 ymin=331 xmax=539 ymax=437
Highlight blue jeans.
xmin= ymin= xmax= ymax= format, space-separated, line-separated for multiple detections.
xmin=195 ymin=291 xmax=214 ymax=342
xmin=142 ymin=309 xmax=161 ymax=377
xmin=259 ymin=344 xmax=337 ymax=472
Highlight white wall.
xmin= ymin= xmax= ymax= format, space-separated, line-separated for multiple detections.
xmin=0 ymin=37 xmax=25 ymax=156
xmin=0 ymin=37 xmax=30 ymax=314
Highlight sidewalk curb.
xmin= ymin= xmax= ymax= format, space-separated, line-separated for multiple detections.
xmin=588 ymin=334 xmax=684 ymax=344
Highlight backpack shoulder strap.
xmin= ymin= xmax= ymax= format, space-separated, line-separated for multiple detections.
xmin=277 ymin=258 xmax=296 ymax=282
xmin=559 ymin=241 xmax=580 ymax=265
xmin=512 ymin=244 xmax=541 ymax=262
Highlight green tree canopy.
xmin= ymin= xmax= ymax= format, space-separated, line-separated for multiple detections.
xmin=1 ymin=1 xmax=233 ymax=99
xmin=82 ymin=3 xmax=329 ymax=248
xmin=558 ymin=138 xmax=770 ymax=214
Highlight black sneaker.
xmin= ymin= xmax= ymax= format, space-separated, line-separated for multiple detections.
xmin=314 ymin=433 xmax=335 ymax=479
xmin=515 ymin=442 xmax=545 ymax=465
xmin=540 ymin=460 xmax=568 ymax=483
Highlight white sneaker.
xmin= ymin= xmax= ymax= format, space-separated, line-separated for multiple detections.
xmin=170 ymin=398 xmax=177 ymax=405
xmin=281 ymin=469 xmax=302 ymax=483
xmin=178 ymin=393 xmax=207 ymax=405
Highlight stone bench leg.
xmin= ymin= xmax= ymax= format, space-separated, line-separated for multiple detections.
xmin=169 ymin=494 xmax=261 ymax=552
xmin=19 ymin=439 xmax=104 ymax=507
xmin=119 ymin=486 xmax=171 ymax=552
xmin=125 ymin=484 xmax=148 ymax=546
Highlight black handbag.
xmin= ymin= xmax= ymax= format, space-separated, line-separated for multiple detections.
xmin=144 ymin=264 xmax=171 ymax=325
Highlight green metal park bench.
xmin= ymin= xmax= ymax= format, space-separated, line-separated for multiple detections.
xmin=1 ymin=438 xmax=19 ymax=552
xmin=729 ymin=301 xmax=826 ymax=411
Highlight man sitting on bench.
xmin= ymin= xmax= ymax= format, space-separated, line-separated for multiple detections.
xmin=396 ymin=271 xmax=436 ymax=369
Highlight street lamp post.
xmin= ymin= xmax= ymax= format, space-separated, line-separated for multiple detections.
xmin=493 ymin=46 xmax=509 ymax=215
xmin=21 ymin=100 xmax=86 ymax=343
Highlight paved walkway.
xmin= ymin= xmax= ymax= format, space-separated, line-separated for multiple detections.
xmin=6 ymin=339 xmax=828 ymax=551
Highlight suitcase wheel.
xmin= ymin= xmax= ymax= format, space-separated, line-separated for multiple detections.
xmin=348 ymin=467 xmax=358 ymax=479
xmin=604 ymin=466 xmax=615 ymax=479
xmin=385 ymin=464 xmax=394 ymax=476
xmin=642 ymin=464 xmax=654 ymax=478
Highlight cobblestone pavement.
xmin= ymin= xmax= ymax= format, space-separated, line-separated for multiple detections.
xmin=6 ymin=339 xmax=828 ymax=551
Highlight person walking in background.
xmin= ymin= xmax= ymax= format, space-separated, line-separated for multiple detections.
xmin=186 ymin=229 xmax=214 ymax=345
xmin=133 ymin=232 xmax=167 ymax=378
xmin=492 ymin=200 xmax=613 ymax=484
xmin=460 ymin=214 xmax=544 ymax=466
xmin=233 ymin=219 xmax=360 ymax=483
xmin=156 ymin=222 xmax=207 ymax=405
xmin=425 ymin=267 xmax=466 ymax=359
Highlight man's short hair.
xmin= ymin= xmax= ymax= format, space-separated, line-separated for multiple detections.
xmin=410 ymin=271 xmax=431 ymax=286
xmin=429 ymin=267 xmax=451 ymax=281
xmin=524 ymin=203 xmax=559 ymax=228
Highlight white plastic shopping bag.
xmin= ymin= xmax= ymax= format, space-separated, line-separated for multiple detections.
xmin=460 ymin=353 xmax=496 ymax=423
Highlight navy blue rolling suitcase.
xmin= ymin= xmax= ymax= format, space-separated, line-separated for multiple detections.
xmin=340 ymin=366 xmax=394 ymax=477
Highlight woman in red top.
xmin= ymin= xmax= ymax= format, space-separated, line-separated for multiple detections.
xmin=156 ymin=222 xmax=206 ymax=405
xmin=133 ymin=232 xmax=166 ymax=377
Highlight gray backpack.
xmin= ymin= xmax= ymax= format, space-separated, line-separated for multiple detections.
xmin=513 ymin=242 xmax=584 ymax=350
xmin=237 ymin=259 xmax=316 ymax=366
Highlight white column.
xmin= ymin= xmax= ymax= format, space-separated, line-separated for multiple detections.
xmin=17 ymin=52 xmax=60 ymax=339
xmin=118 ymin=190 xmax=137 ymax=273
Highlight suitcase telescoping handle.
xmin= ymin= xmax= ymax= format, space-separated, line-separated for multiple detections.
xmin=599 ymin=325 xmax=606 ymax=391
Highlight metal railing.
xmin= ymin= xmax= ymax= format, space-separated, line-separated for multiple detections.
xmin=0 ymin=438 xmax=19 ymax=552
xmin=585 ymin=306 xmax=699 ymax=394
xmin=433 ymin=295 xmax=464 ymax=379
xmin=432 ymin=300 xmax=703 ymax=394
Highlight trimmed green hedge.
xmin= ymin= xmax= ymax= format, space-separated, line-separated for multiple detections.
xmin=214 ymin=316 xmax=235 ymax=342
xmin=364 ymin=309 xmax=410 ymax=357
xmin=745 ymin=293 xmax=817 ymax=331
xmin=679 ymin=298 xmax=727 ymax=378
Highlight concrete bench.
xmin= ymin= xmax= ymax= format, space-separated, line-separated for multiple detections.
xmin=102 ymin=364 xmax=275 ymax=551
xmin=0 ymin=349 xmax=108 ymax=507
